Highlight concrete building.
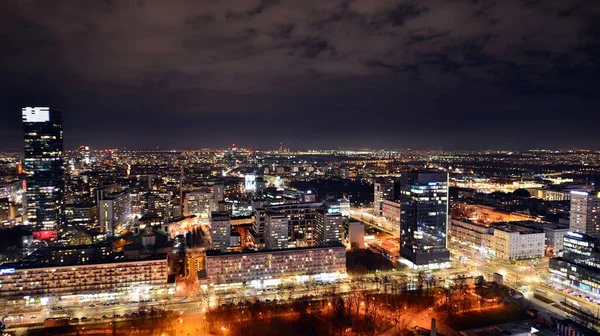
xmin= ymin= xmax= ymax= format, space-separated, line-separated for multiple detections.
xmin=449 ymin=219 xmax=494 ymax=252
xmin=569 ymin=190 xmax=600 ymax=238
xmin=264 ymin=211 xmax=289 ymax=250
xmin=183 ymin=190 xmax=215 ymax=223
xmin=348 ymin=221 xmax=365 ymax=249
xmin=98 ymin=190 xmax=130 ymax=237
xmin=536 ymin=189 xmax=571 ymax=201
xmin=0 ymin=247 xmax=169 ymax=298
xmin=210 ymin=211 xmax=231 ymax=251
xmin=64 ymin=204 xmax=97 ymax=229
xmin=212 ymin=183 xmax=224 ymax=202
xmin=267 ymin=202 xmax=322 ymax=244
xmin=374 ymin=182 xmax=394 ymax=215
xmin=252 ymin=208 xmax=267 ymax=245
xmin=492 ymin=225 xmax=545 ymax=260
xmin=382 ymin=199 xmax=401 ymax=230
xmin=204 ymin=243 xmax=347 ymax=288
xmin=450 ymin=220 xmax=545 ymax=260
xmin=544 ymin=226 xmax=570 ymax=254
xmin=315 ymin=210 xmax=343 ymax=246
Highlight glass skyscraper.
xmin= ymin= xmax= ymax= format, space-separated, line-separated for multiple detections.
xmin=399 ymin=170 xmax=450 ymax=269
xmin=22 ymin=107 xmax=64 ymax=231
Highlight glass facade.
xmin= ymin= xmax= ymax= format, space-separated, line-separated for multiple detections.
xmin=549 ymin=231 xmax=600 ymax=294
xmin=22 ymin=107 xmax=64 ymax=231
xmin=399 ymin=170 xmax=450 ymax=267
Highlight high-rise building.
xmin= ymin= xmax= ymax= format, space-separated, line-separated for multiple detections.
xmin=374 ymin=182 xmax=394 ymax=215
xmin=569 ymin=190 xmax=600 ymax=238
xmin=315 ymin=210 xmax=343 ymax=246
xmin=183 ymin=190 xmax=215 ymax=223
xmin=399 ymin=170 xmax=450 ymax=269
xmin=210 ymin=211 xmax=231 ymax=251
xmin=22 ymin=107 xmax=64 ymax=231
xmin=252 ymin=208 xmax=267 ymax=245
xmin=98 ymin=190 xmax=131 ymax=236
xmin=264 ymin=211 xmax=288 ymax=250
xmin=213 ymin=183 xmax=224 ymax=202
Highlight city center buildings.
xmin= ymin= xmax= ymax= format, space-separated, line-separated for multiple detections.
xmin=399 ymin=170 xmax=450 ymax=269
xmin=22 ymin=107 xmax=64 ymax=231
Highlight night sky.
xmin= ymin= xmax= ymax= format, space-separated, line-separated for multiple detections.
xmin=1 ymin=0 xmax=599 ymax=150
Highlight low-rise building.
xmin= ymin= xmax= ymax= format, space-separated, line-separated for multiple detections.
xmin=381 ymin=199 xmax=401 ymax=229
xmin=549 ymin=231 xmax=600 ymax=295
xmin=449 ymin=219 xmax=494 ymax=255
xmin=492 ymin=225 xmax=545 ymax=260
xmin=449 ymin=220 xmax=545 ymax=260
xmin=0 ymin=247 xmax=169 ymax=298
xmin=544 ymin=226 xmax=570 ymax=255
xmin=204 ymin=242 xmax=346 ymax=288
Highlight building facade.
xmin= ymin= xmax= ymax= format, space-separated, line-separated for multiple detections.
xmin=399 ymin=170 xmax=450 ymax=268
xmin=205 ymin=243 xmax=346 ymax=288
xmin=98 ymin=190 xmax=131 ymax=236
xmin=183 ymin=190 xmax=215 ymax=223
xmin=22 ymin=107 xmax=64 ymax=231
xmin=382 ymin=199 xmax=401 ymax=230
xmin=210 ymin=211 xmax=231 ymax=251
xmin=569 ymin=190 xmax=600 ymax=238
xmin=315 ymin=210 xmax=343 ymax=246
xmin=374 ymin=182 xmax=394 ymax=215
xmin=449 ymin=220 xmax=545 ymax=260
xmin=492 ymin=225 xmax=545 ymax=260
xmin=264 ymin=211 xmax=289 ymax=250
xmin=544 ymin=227 xmax=570 ymax=254
xmin=0 ymin=256 xmax=168 ymax=298
xmin=549 ymin=231 xmax=600 ymax=295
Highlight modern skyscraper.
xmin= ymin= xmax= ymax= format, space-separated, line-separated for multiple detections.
xmin=569 ymin=190 xmax=600 ymax=238
xmin=374 ymin=182 xmax=394 ymax=215
xmin=22 ymin=107 xmax=64 ymax=231
xmin=399 ymin=170 xmax=450 ymax=269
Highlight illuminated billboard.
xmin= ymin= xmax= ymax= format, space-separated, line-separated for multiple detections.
xmin=33 ymin=230 xmax=58 ymax=241
xmin=22 ymin=107 xmax=50 ymax=122
xmin=245 ymin=174 xmax=256 ymax=192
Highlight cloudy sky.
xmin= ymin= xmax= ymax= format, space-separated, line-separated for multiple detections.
xmin=1 ymin=0 xmax=599 ymax=150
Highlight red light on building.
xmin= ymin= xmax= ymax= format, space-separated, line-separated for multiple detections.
xmin=33 ymin=230 xmax=58 ymax=241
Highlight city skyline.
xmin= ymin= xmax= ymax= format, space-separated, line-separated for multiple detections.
xmin=2 ymin=0 xmax=600 ymax=150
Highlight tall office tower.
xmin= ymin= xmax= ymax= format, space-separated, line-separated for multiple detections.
xmin=569 ymin=190 xmax=600 ymax=238
xmin=252 ymin=208 xmax=267 ymax=245
xmin=210 ymin=211 xmax=231 ymax=251
xmin=213 ymin=183 xmax=224 ymax=202
xmin=315 ymin=210 xmax=343 ymax=246
xmin=22 ymin=107 xmax=64 ymax=231
xmin=399 ymin=170 xmax=450 ymax=269
xmin=374 ymin=182 xmax=394 ymax=215
xmin=264 ymin=211 xmax=289 ymax=250
xmin=184 ymin=190 xmax=215 ymax=223
xmin=98 ymin=190 xmax=131 ymax=236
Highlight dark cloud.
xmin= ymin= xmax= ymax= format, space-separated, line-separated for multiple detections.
xmin=0 ymin=0 xmax=599 ymax=150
